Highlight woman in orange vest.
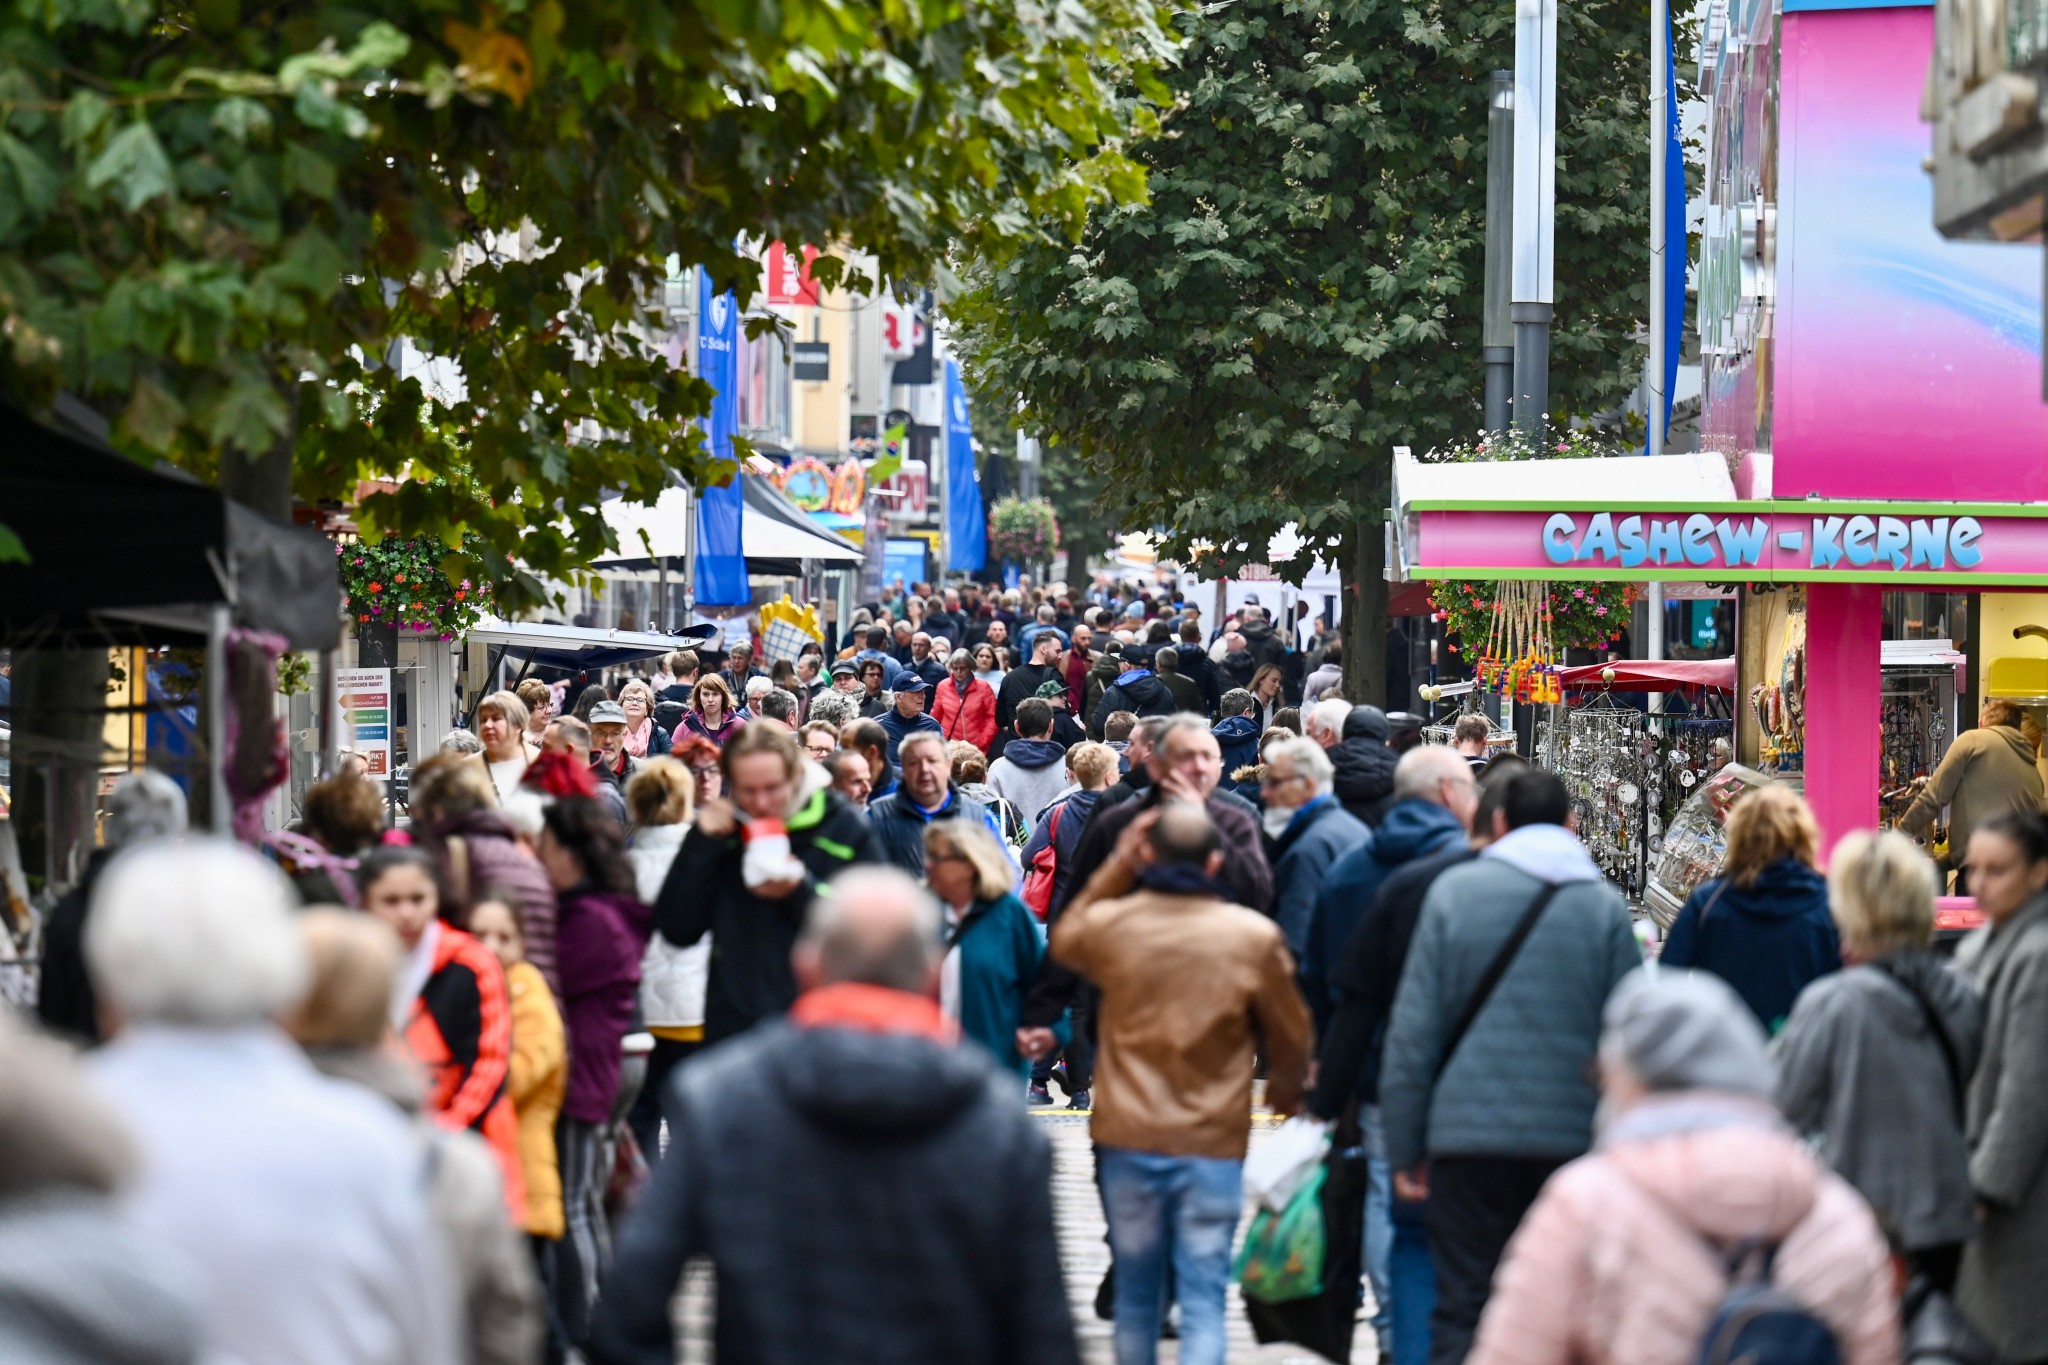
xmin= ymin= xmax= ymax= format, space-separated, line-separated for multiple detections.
xmin=358 ymin=845 xmax=524 ymax=1223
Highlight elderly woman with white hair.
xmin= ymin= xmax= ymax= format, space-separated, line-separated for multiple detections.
xmin=37 ymin=768 xmax=188 ymax=1045
xmin=84 ymin=839 xmax=461 ymax=1365
xmin=1467 ymin=969 xmax=1898 ymax=1365
xmin=920 ymin=818 xmax=1059 ymax=1080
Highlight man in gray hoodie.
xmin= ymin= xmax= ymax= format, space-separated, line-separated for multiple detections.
xmin=987 ymin=699 xmax=1072 ymax=828
xmin=1379 ymin=768 xmax=1640 ymax=1365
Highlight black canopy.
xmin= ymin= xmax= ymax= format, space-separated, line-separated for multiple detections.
xmin=0 ymin=400 xmax=341 ymax=650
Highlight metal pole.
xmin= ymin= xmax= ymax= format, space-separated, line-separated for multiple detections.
xmin=1512 ymin=0 xmax=1558 ymax=436
xmin=683 ymin=265 xmax=700 ymax=617
xmin=317 ymin=647 xmax=337 ymax=780
xmin=1646 ymin=0 xmax=1670 ymax=697
xmin=206 ymin=605 xmax=232 ymax=834
xmin=1484 ymin=71 xmax=1516 ymax=435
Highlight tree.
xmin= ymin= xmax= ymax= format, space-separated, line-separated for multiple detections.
xmin=951 ymin=0 xmax=1664 ymax=704
xmin=0 ymin=0 xmax=1178 ymax=596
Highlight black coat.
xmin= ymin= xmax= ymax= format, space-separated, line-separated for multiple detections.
xmin=1330 ymin=735 xmax=1399 ymax=827
xmin=34 ymin=850 xmax=113 ymax=1045
xmin=1088 ymin=671 xmax=1175 ymax=739
xmin=590 ymin=1021 xmax=1079 ymax=1365
xmin=1173 ymin=651 xmax=1223 ymax=717
xmin=653 ymin=789 xmax=883 ymax=1043
xmin=993 ymin=663 xmax=1063 ymax=757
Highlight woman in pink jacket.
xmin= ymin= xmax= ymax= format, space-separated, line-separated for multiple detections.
xmin=1469 ymin=969 xmax=1898 ymax=1365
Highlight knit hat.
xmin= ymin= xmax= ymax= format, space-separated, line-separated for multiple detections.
xmin=1344 ymin=705 xmax=1389 ymax=741
xmin=1602 ymin=968 xmax=1774 ymax=1100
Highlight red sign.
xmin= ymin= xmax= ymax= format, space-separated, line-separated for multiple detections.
xmin=764 ymin=242 xmax=820 ymax=305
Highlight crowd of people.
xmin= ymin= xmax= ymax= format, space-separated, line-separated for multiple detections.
xmin=8 ymin=575 xmax=2048 ymax=1365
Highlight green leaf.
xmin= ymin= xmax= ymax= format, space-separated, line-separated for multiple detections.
xmin=206 ymin=373 xmax=293 ymax=454
xmin=121 ymin=377 xmax=187 ymax=452
xmin=281 ymin=141 xmax=337 ymax=200
xmin=211 ymin=96 xmax=273 ymax=144
xmin=84 ymin=121 xmax=176 ymax=211
xmin=0 ymin=522 xmax=26 ymax=565
xmin=0 ymin=133 xmax=57 ymax=217
xmin=60 ymin=91 xmax=113 ymax=151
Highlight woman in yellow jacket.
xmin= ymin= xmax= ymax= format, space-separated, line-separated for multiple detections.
xmin=471 ymin=892 xmax=567 ymax=1243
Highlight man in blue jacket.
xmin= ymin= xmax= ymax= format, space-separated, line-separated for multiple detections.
xmin=877 ymin=674 xmax=943 ymax=766
xmin=1260 ymin=735 xmax=1371 ymax=959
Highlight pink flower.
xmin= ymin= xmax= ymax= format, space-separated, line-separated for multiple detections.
xmin=1595 ymin=606 xmax=1608 ymax=616
xmin=1572 ymin=588 xmax=1585 ymax=599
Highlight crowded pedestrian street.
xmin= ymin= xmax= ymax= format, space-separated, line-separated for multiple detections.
xmin=8 ymin=0 xmax=2048 ymax=1363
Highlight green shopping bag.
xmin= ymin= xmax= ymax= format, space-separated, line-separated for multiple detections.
xmin=1233 ymin=1165 xmax=1327 ymax=1304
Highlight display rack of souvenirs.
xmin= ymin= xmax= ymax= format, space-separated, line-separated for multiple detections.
xmin=1876 ymin=642 xmax=1961 ymax=832
xmin=1749 ymin=606 xmax=1807 ymax=773
xmin=1649 ymin=717 xmax=1738 ymax=834
xmin=1644 ymin=763 xmax=1783 ymax=928
xmin=1553 ymin=689 xmax=1651 ymax=899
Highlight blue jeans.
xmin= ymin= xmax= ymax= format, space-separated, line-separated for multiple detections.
xmin=1098 ymin=1146 xmax=1243 ymax=1365
xmin=1390 ymin=1193 xmax=1436 ymax=1365
xmin=1362 ymin=1106 xmax=1394 ymax=1352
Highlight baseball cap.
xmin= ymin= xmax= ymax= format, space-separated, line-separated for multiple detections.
xmin=589 ymin=700 xmax=628 ymax=726
xmin=894 ymin=674 xmax=929 ymax=693
xmin=1122 ymin=601 xmax=1145 ymax=619
xmin=1034 ymin=680 xmax=1068 ymax=702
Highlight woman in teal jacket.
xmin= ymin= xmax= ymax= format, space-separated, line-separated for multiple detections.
xmin=923 ymin=819 xmax=1064 ymax=1079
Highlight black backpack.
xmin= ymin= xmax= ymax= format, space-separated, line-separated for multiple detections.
xmin=1695 ymin=1241 xmax=1842 ymax=1365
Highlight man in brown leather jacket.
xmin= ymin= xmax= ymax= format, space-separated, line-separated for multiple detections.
xmin=1025 ymin=802 xmax=1311 ymax=1365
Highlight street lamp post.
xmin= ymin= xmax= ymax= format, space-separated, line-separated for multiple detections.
xmin=1484 ymin=70 xmax=1516 ymax=435
xmin=1511 ymin=0 xmax=1558 ymax=436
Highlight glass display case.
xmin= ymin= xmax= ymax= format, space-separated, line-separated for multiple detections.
xmin=1645 ymin=763 xmax=1789 ymax=928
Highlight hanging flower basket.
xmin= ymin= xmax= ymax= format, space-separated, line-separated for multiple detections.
xmin=988 ymin=496 xmax=1060 ymax=565
xmin=1420 ymin=423 xmax=1640 ymax=653
xmin=337 ymin=537 xmax=492 ymax=641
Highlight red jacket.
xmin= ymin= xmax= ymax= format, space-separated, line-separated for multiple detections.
xmin=931 ymin=676 xmax=997 ymax=753
xmin=405 ymin=923 xmax=526 ymax=1223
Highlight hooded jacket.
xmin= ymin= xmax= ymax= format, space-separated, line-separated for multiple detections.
xmin=421 ymin=809 xmax=560 ymax=997
xmin=1775 ymin=951 xmax=1985 ymax=1252
xmin=1661 ymin=858 xmax=1838 ymax=1033
xmin=987 ymin=737 xmax=1071 ymax=828
xmin=1901 ymin=723 xmax=2044 ymax=857
xmin=1468 ymin=1096 xmax=1898 ymax=1365
xmin=993 ymin=662 xmax=1064 ymax=757
xmin=1089 ymin=668 xmax=1176 ymax=739
xmin=1218 ymin=649 xmax=1257 ymax=695
xmin=1329 ymin=733 xmax=1399 ymax=828
xmin=589 ymin=997 xmax=1080 ymax=1365
xmin=653 ymin=776 xmax=884 ymax=1043
xmin=1301 ymin=797 xmax=1469 ymax=1033
xmin=1212 ymin=715 xmax=1262 ymax=793
xmin=1239 ymin=618 xmax=1291 ymax=677
xmin=1173 ymin=647 xmax=1222 ymax=717
xmin=1381 ymin=824 xmax=1642 ymax=1171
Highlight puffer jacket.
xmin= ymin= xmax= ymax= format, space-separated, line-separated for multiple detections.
xmin=421 ymin=810 xmax=559 ymax=996
xmin=1212 ymin=715 xmax=1262 ymax=793
xmin=1329 ymin=734 xmax=1398 ymax=827
xmin=932 ymin=676 xmax=998 ymax=753
xmin=1469 ymin=1096 xmax=1898 ymax=1365
xmin=630 ymin=824 xmax=705 ymax=1031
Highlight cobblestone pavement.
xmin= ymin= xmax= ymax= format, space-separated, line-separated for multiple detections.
xmin=1037 ymin=1107 xmax=1369 ymax=1365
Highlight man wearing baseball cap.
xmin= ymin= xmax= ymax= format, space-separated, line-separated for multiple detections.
xmin=994 ymin=626 xmax=1068 ymax=758
xmin=587 ymin=699 xmax=641 ymax=818
xmin=1034 ymin=677 xmax=1087 ymax=750
xmin=878 ymin=674 xmax=944 ymax=766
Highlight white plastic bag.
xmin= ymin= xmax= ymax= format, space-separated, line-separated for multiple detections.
xmin=1244 ymin=1115 xmax=1333 ymax=1214
xmin=740 ymin=819 xmax=805 ymax=889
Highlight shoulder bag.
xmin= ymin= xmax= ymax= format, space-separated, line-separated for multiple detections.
xmin=1432 ymin=880 xmax=1565 ymax=1085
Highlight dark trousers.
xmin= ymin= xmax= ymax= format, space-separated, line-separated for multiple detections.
xmin=1031 ymin=991 xmax=1095 ymax=1092
xmin=625 ymin=1035 xmax=698 ymax=1159
xmin=1910 ymin=1241 xmax=1964 ymax=1295
xmin=1426 ymin=1154 xmax=1568 ymax=1365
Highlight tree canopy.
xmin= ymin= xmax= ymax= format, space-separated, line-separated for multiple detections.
xmin=0 ymin=0 xmax=1177 ymax=596
xmin=951 ymin=0 xmax=1664 ymax=699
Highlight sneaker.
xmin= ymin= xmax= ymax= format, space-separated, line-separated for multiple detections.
xmin=1049 ymin=1061 xmax=1071 ymax=1094
xmin=1027 ymin=1084 xmax=1055 ymax=1107
xmin=1066 ymin=1088 xmax=1091 ymax=1111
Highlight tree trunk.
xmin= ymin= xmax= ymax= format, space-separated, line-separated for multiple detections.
xmin=1340 ymin=517 xmax=1390 ymax=707
xmin=217 ymin=404 xmax=297 ymax=521
xmin=10 ymin=647 xmax=111 ymax=890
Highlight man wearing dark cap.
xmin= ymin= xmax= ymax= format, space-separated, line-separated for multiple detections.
xmin=995 ymin=627 xmax=1067 ymax=758
xmin=1385 ymin=711 xmax=1427 ymax=756
xmin=1035 ymin=677 xmax=1087 ymax=749
xmin=878 ymin=674 xmax=944 ymax=766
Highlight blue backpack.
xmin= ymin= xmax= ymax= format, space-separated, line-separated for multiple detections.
xmin=1697 ymin=1241 xmax=1842 ymax=1365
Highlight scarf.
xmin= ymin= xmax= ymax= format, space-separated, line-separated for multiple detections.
xmin=623 ymin=717 xmax=655 ymax=757
xmin=1136 ymin=863 xmax=1232 ymax=900
xmin=790 ymin=982 xmax=958 ymax=1042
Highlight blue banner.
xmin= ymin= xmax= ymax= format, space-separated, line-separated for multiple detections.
xmin=694 ymin=268 xmax=748 ymax=606
xmin=944 ymin=360 xmax=986 ymax=572
xmin=1659 ymin=10 xmax=1685 ymax=445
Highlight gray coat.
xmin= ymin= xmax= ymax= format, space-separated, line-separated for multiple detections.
xmin=1380 ymin=830 xmax=1641 ymax=1173
xmin=1956 ymin=897 xmax=2048 ymax=1361
xmin=1774 ymin=952 xmax=1984 ymax=1252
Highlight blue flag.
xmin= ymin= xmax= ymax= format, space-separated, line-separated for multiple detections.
xmin=944 ymin=360 xmax=986 ymax=572
xmin=1659 ymin=11 xmax=1685 ymax=443
xmin=694 ymin=268 xmax=748 ymax=606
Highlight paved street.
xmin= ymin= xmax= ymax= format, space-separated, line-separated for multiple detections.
xmin=673 ymin=1102 xmax=1371 ymax=1363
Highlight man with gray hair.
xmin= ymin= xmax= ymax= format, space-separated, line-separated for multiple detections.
xmin=85 ymin=839 xmax=460 ymax=1365
xmin=37 ymin=769 xmax=189 ymax=1045
xmin=756 ymin=687 xmax=800 ymax=729
xmin=807 ymin=688 xmax=859 ymax=732
xmin=593 ymin=868 xmax=1080 ymax=1365
xmin=1303 ymin=695 xmax=1353 ymax=750
xmin=1261 ymin=734 xmax=1370 ymax=958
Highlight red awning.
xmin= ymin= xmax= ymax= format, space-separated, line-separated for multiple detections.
xmin=1557 ymin=658 xmax=1737 ymax=692
xmin=1389 ymin=581 xmax=1436 ymax=617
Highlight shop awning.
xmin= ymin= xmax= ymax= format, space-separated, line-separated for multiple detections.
xmin=1558 ymin=658 xmax=1737 ymax=692
xmin=0 ymin=397 xmax=341 ymax=650
xmin=594 ymin=476 xmax=861 ymax=573
xmin=468 ymin=616 xmax=716 ymax=672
